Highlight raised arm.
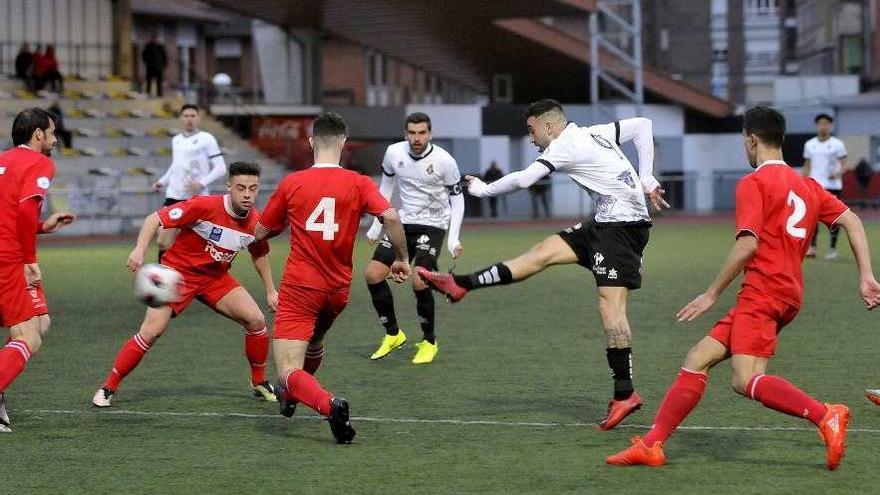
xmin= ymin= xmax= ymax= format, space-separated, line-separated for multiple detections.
xmin=465 ymin=161 xmax=550 ymax=198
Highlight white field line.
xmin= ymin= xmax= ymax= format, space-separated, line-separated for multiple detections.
xmin=18 ymin=408 xmax=880 ymax=433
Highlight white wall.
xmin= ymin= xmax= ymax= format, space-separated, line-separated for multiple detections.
xmin=774 ymin=76 xmax=860 ymax=105
xmin=682 ymin=134 xmax=751 ymax=211
xmin=479 ymin=136 xmax=511 ymax=173
xmin=405 ymin=104 xmax=482 ymax=138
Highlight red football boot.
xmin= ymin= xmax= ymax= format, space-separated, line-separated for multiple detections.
xmin=416 ymin=267 xmax=468 ymax=303
xmin=818 ymin=403 xmax=851 ymax=471
xmin=606 ymin=436 xmax=666 ymax=467
xmin=597 ymin=392 xmax=643 ymax=431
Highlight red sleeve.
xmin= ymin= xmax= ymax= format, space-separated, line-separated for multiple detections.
xmin=156 ymin=196 xmax=209 ymax=228
xmin=734 ymin=177 xmax=763 ymax=239
xmin=359 ymin=175 xmax=392 ymax=218
xmin=18 ymin=197 xmax=41 ymax=263
xmin=248 ymin=239 xmax=270 ymax=258
xmin=19 ymin=157 xmax=55 ymax=203
xmin=815 ymin=182 xmax=849 ymax=227
xmin=259 ymin=181 xmax=289 ymax=232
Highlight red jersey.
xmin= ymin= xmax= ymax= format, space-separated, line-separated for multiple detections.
xmin=735 ymin=160 xmax=848 ymax=307
xmin=260 ymin=163 xmax=391 ymax=292
xmin=0 ymin=146 xmax=55 ymax=263
xmin=156 ymin=194 xmax=269 ymax=277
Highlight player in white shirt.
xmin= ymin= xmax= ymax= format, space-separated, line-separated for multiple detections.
xmin=364 ymin=112 xmax=464 ymax=364
xmin=419 ymin=100 xmax=668 ymax=430
xmin=152 ymin=104 xmax=228 ymax=261
xmin=803 ymin=113 xmax=848 ymax=259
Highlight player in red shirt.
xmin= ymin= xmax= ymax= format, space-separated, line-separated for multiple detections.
xmin=607 ymin=106 xmax=880 ymax=469
xmin=255 ymin=112 xmax=410 ymax=443
xmin=91 ymin=161 xmax=279 ymax=407
xmin=0 ymin=108 xmax=76 ymax=432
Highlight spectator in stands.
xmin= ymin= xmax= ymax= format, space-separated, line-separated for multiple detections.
xmin=48 ymin=100 xmax=72 ymax=149
xmin=483 ymin=161 xmax=505 ymax=218
xmin=142 ymin=33 xmax=167 ymax=97
xmin=14 ymin=43 xmax=34 ymax=89
xmin=34 ymin=45 xmax=63 ymax=93
xmin=529 ymin=179 xmax=551 ymax=218
xmin=855 ymin=158 xmax=873 ymax=192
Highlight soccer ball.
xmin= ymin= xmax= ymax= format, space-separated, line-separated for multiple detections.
xmin=133 ymin=263 xmax=182 ymax=308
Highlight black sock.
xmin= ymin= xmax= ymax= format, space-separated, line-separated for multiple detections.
xmin=158 ymin=250 xmax=165 ymax=263
xmin=367 ymin=281 xmax=399 ymax=335
xmin=415 ymin=288 xmax=435 ymax=343
xmin=606 ymin=347 xmax=634 ymax=400
xmin=454 ymin=263 xmax=513 ymax=290
xmin=830 ymin=227 xmax=840 ymax=249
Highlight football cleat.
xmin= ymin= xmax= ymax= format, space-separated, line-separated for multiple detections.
xmin=416 ymin=267 xmax=468 ymax=303
xmin=0 ymin=393 xmax=10 ymax=432
xmin=274 ymin=385 xmax=298 ymax=418
xmin=327 ymin=397 xmax=356 ymax=444
xmin=818 ymin=403 xmax=851 ymax=471
xmin=411 ymin=339 xmax=439 ymax=364
xmin=806 ymin=246 xmax=818 ymax=258
xmin=91 ymin=387 xmax=114 ymax=408
xmin=865 ymin=389 xmax=880 ymax=406
xmin=370 ymin=330 xmax=407 ymax=360
xmin=606 ymin=436 xmax=666 ymax=466
xmin=824 ymin=249 xmax=838 ymax=260
xmin=251 ymin=381 xmax=278 ymax=402
xmin=597 ymin=392 xmax=643 ymax=430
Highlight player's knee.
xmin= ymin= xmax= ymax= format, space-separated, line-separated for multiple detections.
xmin=138 ymin=323 xmax=166 ymax=343
xmin=364 ymin=264 xmax=388 ymax=285
xmin=682 ymin=346 xmax=712 ymax=373
xmin=38 ymin=315 xmax=51 ymax=337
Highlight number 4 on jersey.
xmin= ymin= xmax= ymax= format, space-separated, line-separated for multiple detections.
xmin=306 ymin=197 xmax=340 ymax=240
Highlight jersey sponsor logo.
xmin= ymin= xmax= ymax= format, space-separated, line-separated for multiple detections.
xmin=204 ymin=242 xmax=237 ymax=263
xmin=240 ymin=235 xmax=252 ymax=247
xmin=209 ymin=226 xmax=224 ymax=242
xmin=37 ymin=177 xmax=51 ymax=189
xmin=169 ymin=207 xmax=184 ymax=220
xmin=397 ymin=160 xmax=405 ymax=168
xmin=591 ymin=133 xmax=614 ymax=150
xmin=616 ymin=171 xmax=636 ymax=189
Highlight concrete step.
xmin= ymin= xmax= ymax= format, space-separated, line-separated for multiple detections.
xmin=0 ymin=97 xmax=183 ymax=114
xmin=0 ymin=78 xmax=132 ymax=93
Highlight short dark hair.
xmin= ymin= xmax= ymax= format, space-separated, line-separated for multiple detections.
xmin=312 ymin=111 xmax=348 ymax=139
xmin=525 ymin=99 xmax=565 ymax=119
xmin=814 ymin=113 xmax=834 ymax=123
xmin=11 ymin=107 xmax=55 ymax=146
xmin=180 ymin=104 xmax=199 ymax=115
xmin=743 ymin=106 xmax=786 ymax=148
xmin=405 ymin=112 xmax=432 ymax=131
xmin=228 ymin=161 xmax=261 ymax=178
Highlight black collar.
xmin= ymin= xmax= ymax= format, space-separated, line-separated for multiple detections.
xmin=409 ymin=143 xmax=434 ymax=161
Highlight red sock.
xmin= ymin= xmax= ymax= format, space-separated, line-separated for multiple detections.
xmin=244 ymin=326 xmax=269 ymax=385
xmin=304 ymin=346 xmax=325 ymax=375
xmin=746 ymin=374 xmax=827 ymax=425
xmin=103 ymin=333 xmax=152 ymax=392
xmin=0 ymin=340 xmax=31 ymax=392
xmin=643 ymin=368 xmax=708 ymax=445
xmin=285 ymin=369 xmax=332 ymax=416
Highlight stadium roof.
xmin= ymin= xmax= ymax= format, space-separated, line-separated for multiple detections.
xmin=204 ymin=0 xmax=731 ymax=117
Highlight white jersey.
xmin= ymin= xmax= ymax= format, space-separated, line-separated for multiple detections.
xmin=160 ymin=130 xmax=224 ymax=200
xmin=539 ymin=122 xmax=650 ymax=223
xmin=804 ymin=136 xmax=847 ymax=190
xmin=381 ymin=141 xmax=461 ymax=230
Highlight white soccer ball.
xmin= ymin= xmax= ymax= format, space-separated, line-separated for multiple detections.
xmin=134 ymin=263 xmax=182 ymax=308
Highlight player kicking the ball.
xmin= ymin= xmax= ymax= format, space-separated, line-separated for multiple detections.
xmin=255 ymin=112 xmax=410 ymax=444
xmin=606 ymin=106 xmax=880 ymax=470
xmin=92 ymin=161 xmax=279 ymax=407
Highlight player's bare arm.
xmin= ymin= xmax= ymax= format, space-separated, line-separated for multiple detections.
xmin=39 ymin=211 xmax=76 ymax=233
xmin=380 ymin=207 xmax=410 ymax=283
xmin=465 ymin=161 xmax=549 ymax=198
xmin=127 ymin=213 xmax=162 ymax=272
xmin=802 ymin=159 xmax=811 ymax=177
xmin=677 ymin=234 xmax=758 ymax=322
xmin=833 ymin=210 xmax=880 ymax=309
xmin=366 ymin=173 xmax=395 ymax=244
xmin=251 ymin=253 xmax=279 ymax=312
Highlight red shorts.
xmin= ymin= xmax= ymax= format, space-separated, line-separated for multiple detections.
xmin=708 ymin=286 xmax=799 ymax=358
xmin=0 ymin=262 xmax=48 ymax=328
xmin=274 ymin=284 xmax=349 ymax=342
xmin=168 ymin=271 xmax=241 ymax=316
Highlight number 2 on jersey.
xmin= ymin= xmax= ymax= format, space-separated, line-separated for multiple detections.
xmin=306 ymin=197 xmax=340 ymax=240
xmin=786 ymin=190 xmax=806 ymax=239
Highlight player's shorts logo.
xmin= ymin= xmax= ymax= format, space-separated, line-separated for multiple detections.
xmin=209 ymin=226 xmax=223 ymax=242
xmin=37 ymin=177 xmax=51 ymax=189
xmin=169 ymin=208 xmax=183 ymax=220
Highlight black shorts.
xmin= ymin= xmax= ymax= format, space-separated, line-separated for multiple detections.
xmin=557 ymin=221 xmax=651 ymax=290
xmin=163 ymin=197 xmax=184 ymax=207
xmin=372 ymin=224 xmax=446 ymax=270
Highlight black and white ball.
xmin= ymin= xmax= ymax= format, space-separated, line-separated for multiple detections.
xmin=134 ymin=263 xmax=182 ymax=308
